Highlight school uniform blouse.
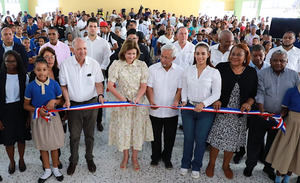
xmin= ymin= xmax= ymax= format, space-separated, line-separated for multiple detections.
xmin=216 ymin=62 xmax=258 ymax=107
xmin=282 ymin=85 xmax=300 ymax=112
xmin=24 ymin=77 xmax=62 ymax=108
xmin=6 ymin=74 xmax=29 ymax=103
xmin=181 ymin=65 xmax=222 ymax=107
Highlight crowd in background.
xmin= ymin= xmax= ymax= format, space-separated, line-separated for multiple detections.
xmin=0 ymin=6 xmax=300 ymax=183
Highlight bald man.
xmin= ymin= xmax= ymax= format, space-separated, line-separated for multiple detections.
xmin=0 ymin=27 xmax=28 ymax=69
xmin=59 ymin=38 xmax=105 ymax=175
xmin=209 ymin=30 xmax=234 ymax=66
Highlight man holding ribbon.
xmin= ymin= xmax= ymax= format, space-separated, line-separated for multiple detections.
xmin=59 ymin=38 xmax=105 ymax=175
xmin=243 ymin=49 xmax=300 ymax=180
xmin=146 ymin=44 xmax=183 ymax=169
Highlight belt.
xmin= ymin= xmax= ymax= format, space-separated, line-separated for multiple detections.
xmin=188 ymin=100 xmax=201 ymax=106
xmin=70 ymin=97 xmax=97 ymax=105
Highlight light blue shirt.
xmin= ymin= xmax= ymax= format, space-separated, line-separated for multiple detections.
xmin=249 ymin=61 xmax=270 ymax=73
xmin=2 ymin=42 xmax=14 ymax=53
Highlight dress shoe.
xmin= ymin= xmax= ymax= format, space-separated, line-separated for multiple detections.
xmin=150 ymin=160 xmax=159 ymax=166
xmin=263 ymin=166 xmax=275 ymax=181
xmin=243 ymin=166 xmax=253 ymax=177
xmin=163 ymin=161 xmax=173 ymax=170
xmin=296 ymin=176 xmax=300 ymax=183
xmin=233 ymin=154 xmax=243 ymax=164
xmin=87 ymin=160 xmax=96 ymax=173
xmin=8 ymin=161 xmax=15 ymax=174
xmin=19 ymin=159 xmax=26 ymax=172
xmin=0 ymin=175 xmax=2 ymax=182
xmin=67 ymin=162 xmax=77 ymax=175
xmin=97 ymin=122 xmax=104 ymax=132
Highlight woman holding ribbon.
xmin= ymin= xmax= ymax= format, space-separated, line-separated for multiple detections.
xmin=24 ymin=58 xmax=64 ymax=182
xmin=179 ymin=42 xmax=221 ymax=179
xmin=206 ymin=43 xmax=258 ymax=179
xmin=107 ymin=40 xmax=153 ymax=171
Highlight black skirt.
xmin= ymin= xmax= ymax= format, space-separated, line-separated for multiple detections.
xmin=0 ymin=101 xmax=27 ymax=146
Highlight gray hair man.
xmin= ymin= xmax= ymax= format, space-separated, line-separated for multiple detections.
xmin=147 ymin=44 xmax=183 ymax=169
xmin=243 ymin=49 xmax=300 ymax=179
xmin=210 ymin=30 xmax=234 ymax=66
xmin=59 ymin=38 xmax=105 ymax=175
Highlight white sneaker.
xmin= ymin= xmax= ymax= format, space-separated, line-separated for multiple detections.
xmin=191 ymin=171 xmax=200 ymax=179
xmin=180 ymin=168 xmax=188 ymax=176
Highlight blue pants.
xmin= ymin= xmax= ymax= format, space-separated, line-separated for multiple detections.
xmin=181 ymin=103 xmax=215 ymax=171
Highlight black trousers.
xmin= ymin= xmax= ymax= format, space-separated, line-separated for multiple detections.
xmin=97 ymin=81 xmax=105 ymax=124
xmin=150 ymin=115 xmax=178 ymax=162
xmin=246 ymin=115 xmax=278 ymax=170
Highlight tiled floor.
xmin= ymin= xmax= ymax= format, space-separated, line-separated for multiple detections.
xmin=0 ymin=108 xmax=297 ymax=183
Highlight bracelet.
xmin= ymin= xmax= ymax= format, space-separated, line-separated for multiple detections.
xmin=98 ymin=94 xmax=104 ymax=98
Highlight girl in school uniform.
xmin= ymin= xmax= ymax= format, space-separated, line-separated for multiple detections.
xmin=266 ymin=84 xmax=300 ymax=183
xmin=0 ymin=50 xmax=28 ymax=175
xmin=24 ymin=58 xmax=64 ymax=183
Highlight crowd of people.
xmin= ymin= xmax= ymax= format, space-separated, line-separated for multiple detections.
xmin=0 ymin=6 xmax=300 ymax=183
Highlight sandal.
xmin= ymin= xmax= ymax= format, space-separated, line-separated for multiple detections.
xmin=132 ymin=159 xmax=140 ymax=172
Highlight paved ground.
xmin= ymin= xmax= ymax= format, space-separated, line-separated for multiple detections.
xmin=0 ymin=107 xmax=298 ymax=183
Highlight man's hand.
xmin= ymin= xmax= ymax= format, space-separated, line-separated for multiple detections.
xmin=63 ymin=100 xmax=71 ymax=108
xmin=257 ymin=103 xmax=264 ymax=113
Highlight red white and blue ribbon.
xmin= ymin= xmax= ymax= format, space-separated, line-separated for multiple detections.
xmin=33 ymin=106 xmax=56 ymax=122
xmin=48 ymin=101 xmax=286 ymax=133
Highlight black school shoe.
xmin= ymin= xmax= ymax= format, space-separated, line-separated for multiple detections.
xmin=38 ymin=173 xmax=52 ymax=183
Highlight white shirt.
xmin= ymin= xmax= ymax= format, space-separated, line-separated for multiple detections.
xmin=59 ymin=56 xmax=104 ymax=102
xmin=173 ymin=41 xmax=195 ymax=70
xmin=5 ymin=74 xmax=29 ymax=103
xmin=176 ymin=22 xmax=184 ymax=29
xmin=148 ymin=63 xmax=183 ymax=118
xmin=181 ymin=65 xmax=221 ymax=107
xmin=244 ymin=33 xmax=259 ymax=46
xmin=77 ymin=19 xmax=87 ymax=37
xmin=210 ymin=44 xmax=232 ymax=66
xmin=249 ymin=61 xmax=270 ymax=73
xmin=157 ymin=35 xmax=174 ymax=45
xmin=84 ymin=36 xmax=111 ymax=70
xmin=169 ymin=16 xmax=176 ymax=27
xmin=265 ymin=46 xmax=300 ymax=72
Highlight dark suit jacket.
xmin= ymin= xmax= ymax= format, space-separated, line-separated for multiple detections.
xmin=0 ymin=43 xmax=28 ymax=70
xmin=256 ymin=29 xmax=269 ymax=36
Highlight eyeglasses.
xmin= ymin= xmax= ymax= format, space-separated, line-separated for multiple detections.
xmin=44 ymin=55 xmax=55 ymax=60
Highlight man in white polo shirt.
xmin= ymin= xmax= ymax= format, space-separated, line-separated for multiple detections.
xmin=173 ymin=27 xmax=195 ymax=70
xmin=210 ymin=30 xmax=234 ymax=66
xmin=59 ymin=38 xmax=105 ymax=175
xmin=84 ymin=17 xmax=111 ymax=132
xmin=265 ymin=31 xmax=300 ymax=74
xmin=147 ymin=44 xmax=183 ymax=169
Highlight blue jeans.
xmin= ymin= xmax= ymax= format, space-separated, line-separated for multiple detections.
xmin=181 ymin=103 xmax=215 ymax=171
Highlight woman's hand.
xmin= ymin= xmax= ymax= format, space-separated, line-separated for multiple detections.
xmin=241 ymin=102 xmax=251 ymax=112
xmin=150 ymin=102 xmax=159 ymax=110
xmin=0 ymin=120 xmax=4 ymax=130
xmin=133 ymin=97 xmax=141 ymax=104
xmin=39 ymin=108 xmax=49 ymax=117
xmin=194 ymin=102 xmax=205 ymax=112
xmin=46 ymin=99 xmax=57 ymax=110
xmin=119 ymin=96 xmax=128 ymax=102
xmin=213 ymin=101 xmax=222 ymax=110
